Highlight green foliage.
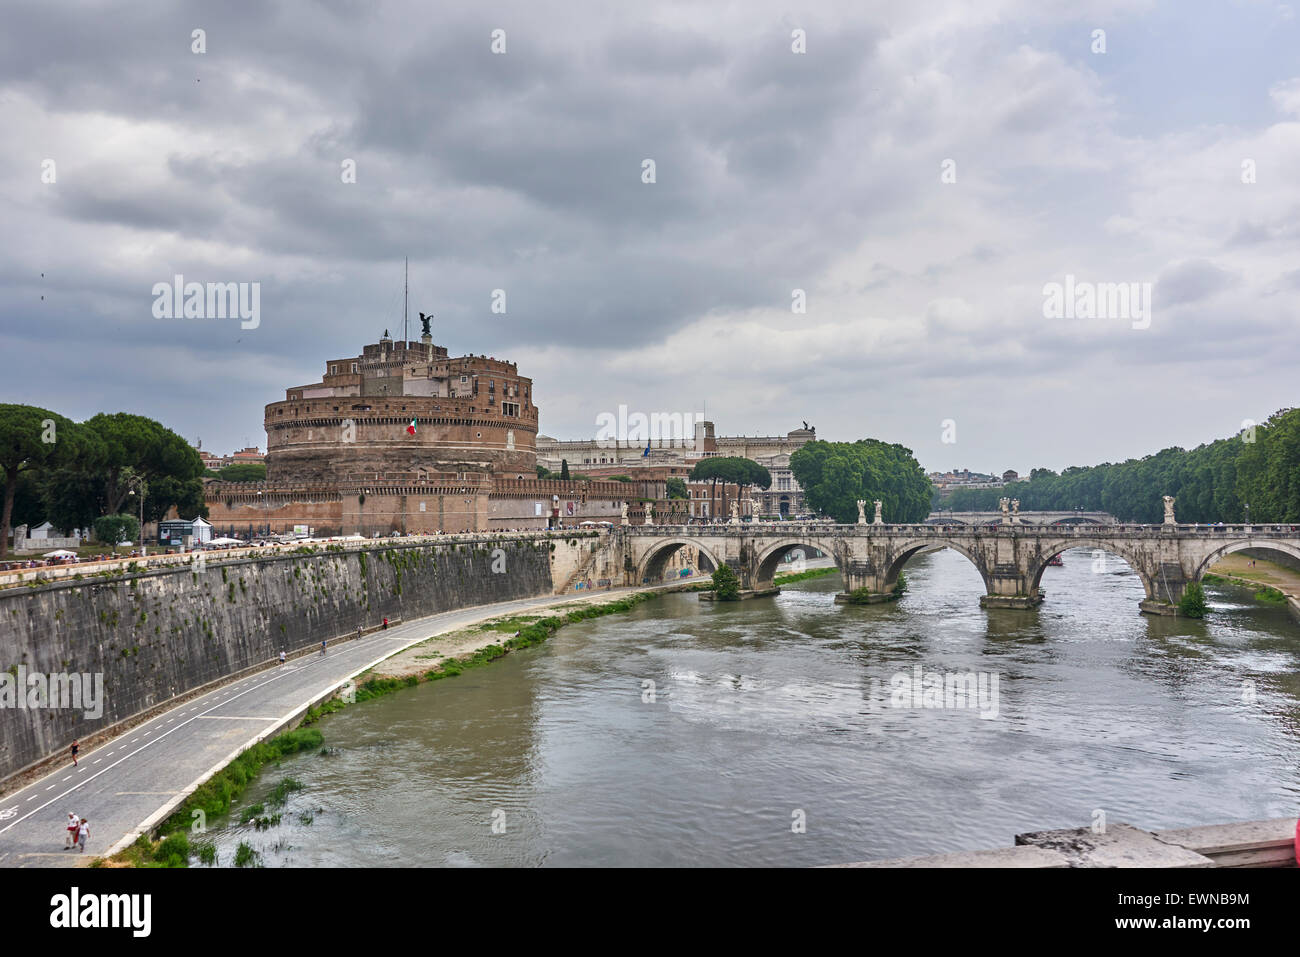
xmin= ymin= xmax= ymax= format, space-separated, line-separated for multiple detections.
xmin=560 ymin=459 xmax=571 ymax=480
xmin=93 ymin=513 xmax=139 ymax=546
xmin=234 ymin=842 xmax=261 ymax=868
xmin=153 ymin=832 xmax=190 ymax=867
xmin=1179 ymin=581 xmax=1208 ymax=619
xmin=217 ymin=463 xmax=267 ymax=482
xmin=160 ymin=728 xmax=323 ymax=834
xmin=711 ymin=563 xmax=741 ymax=600
xmin=790 ymin=439 xmax=931 ymax=523
xmin=0 ymin=405 xmax=84 ymax=556
xmin=944 ymin=408 xmax=1300 ymax=523
xmin=665 ymin=477 xmax=688 ymax=499
xmin=773 ymin=566 xmax=838 ymax=585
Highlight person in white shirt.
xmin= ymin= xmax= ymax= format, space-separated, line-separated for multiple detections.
xmin=65 ymin=812 xmax=80 ymax=848
xmin=77 ymin=818 xmax=90 ymax=853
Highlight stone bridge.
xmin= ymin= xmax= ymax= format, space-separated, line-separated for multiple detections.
xmin=926 ymin=510 xmax=1116 ymax=526
xmin=611 ymin=520 xmax=1300 ymax=615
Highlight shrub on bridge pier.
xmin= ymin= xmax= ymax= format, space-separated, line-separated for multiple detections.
xmin=1179 ymin=582 xmax=1207 ymax=619
xmin=711 ymin=563 xmax=740 ymax=600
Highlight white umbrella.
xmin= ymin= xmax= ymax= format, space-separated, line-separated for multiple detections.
xmin=43 ymin=549 xmax=77 ymax=558
xmin=208 ymin=537 xmax=244 ymax=545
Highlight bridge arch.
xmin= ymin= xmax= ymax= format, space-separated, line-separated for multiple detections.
xmin=635 ymin=537 xmax=722 ymax=584
xmin=882 ymin=540 xmax=990 ymax=593
xmin=753 ymin=538 xmax=840 ymax=583
xmin=1191 ymin=539 xmax=1300 ymax=582
xmin=1029 ymin=539 xmax=1156 ymax=600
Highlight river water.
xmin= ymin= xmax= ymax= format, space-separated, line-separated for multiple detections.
xmin=202 ymin=548 xmax=1300 ymax=867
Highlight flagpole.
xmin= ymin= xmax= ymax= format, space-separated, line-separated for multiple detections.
xmin=403 ymin=257 xmax=408 ymax=344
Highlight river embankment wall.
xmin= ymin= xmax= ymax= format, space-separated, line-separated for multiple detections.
xmin=0 ymin=534 xmax=605 ymax=781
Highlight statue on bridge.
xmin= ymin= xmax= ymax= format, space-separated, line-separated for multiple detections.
xmin=644 ymin=502 xmax=654 ymax=525
xmin=620 ymin=502 xmax=628 ymax=524
xmin=1163 ymin=495 xmax=1176 ymax=526
xmin=857 ymin=500 xmax=867 ymax=525
xmin=873 ymin=500 xmax=883 ymax=525
xmin=729 ymin=500 xmax=740 ymax=524
xmin=1011 ymin=499 xmax=1020 ymax=523
xmin=999 ymin=497 xmax=1010 ymax=522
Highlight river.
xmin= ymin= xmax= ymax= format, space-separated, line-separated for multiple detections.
xmin=199 ymin=547 xmax=1300 ymax=867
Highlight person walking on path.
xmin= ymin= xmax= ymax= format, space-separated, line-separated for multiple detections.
xmin=382 ymin=617 xmax=389 ymax=631
xmin=69 ymin=740 xmax=79 ymax=767
xmin=76 ymin=818 xmax=89 ymax=853
xmin=279 ymin=650 xmax=286 ymax=666
xmin=64 ymin=812 xmax=80 ymax=849
xmin=356 ymin=625 xmax=363 ymax=642
xmin=320 ymin=639 xmax=327 ymax=656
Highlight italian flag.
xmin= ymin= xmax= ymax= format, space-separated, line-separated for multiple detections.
xmin=407 ymin=418 xmax=417 ymax=436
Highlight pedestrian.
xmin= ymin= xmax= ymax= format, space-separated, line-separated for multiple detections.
xmin=356 ymin=625 xmax=363 ymax=641
xmin=279 ymin=650 xmax=286 ymax=666
xmin=64 ymin=812 xmax=80 ymax=849
xmin=382 ymin=617 xmax=388 ymax=631
xmin=69 ymin=740 xmax=79 ymax=767
xmin=320 ymin=639 xmax=327 ymax=656
xmin=77 ymin=818 xmax=89 ymax=853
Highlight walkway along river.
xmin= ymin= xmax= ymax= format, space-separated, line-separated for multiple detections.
xmin=193 ymin=548 xmax=1300 ymax=867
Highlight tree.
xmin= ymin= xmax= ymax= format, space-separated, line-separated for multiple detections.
xmin=93 ymin=513 xmax=139 ymax=547
xmin=0 ymin=405 xmax=82 ymax=558
xmin=790 ymin=439 xmax=931 ymax=523
xmin=217 ymin=463 xmax=266 ymax=483
xmin=666 ymin=477 xmax=688 ymax=499
xmin=711 ymin=563 xmax=740 ymax=600
xmin=560 ymin=459 xmax=571 ymax=480
xmin=39 ymin=413 xmax=205 ymax=532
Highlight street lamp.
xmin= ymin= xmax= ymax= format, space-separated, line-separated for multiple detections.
xmin=127 ymin=478 xmax=146 ymax=556
xmin=1244 ymin=503 xmax=1250 ymax=526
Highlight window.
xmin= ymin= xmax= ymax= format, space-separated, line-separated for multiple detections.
xmin=502 ymin=401 xmax=519 ymax=417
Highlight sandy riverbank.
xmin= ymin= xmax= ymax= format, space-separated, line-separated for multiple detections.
xmin=1207 ymin=553 xmax=1300 ymax=598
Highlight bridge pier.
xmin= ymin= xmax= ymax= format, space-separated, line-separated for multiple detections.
xmin=833 ymin=559 xmax=901 ymax=605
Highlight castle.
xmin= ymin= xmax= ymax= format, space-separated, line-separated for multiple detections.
xmin=204 ymin=332 xmax=629 ymax=535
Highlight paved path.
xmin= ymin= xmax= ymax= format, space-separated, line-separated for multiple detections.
xmin=0 ymin=582 xmax=688 ymax=868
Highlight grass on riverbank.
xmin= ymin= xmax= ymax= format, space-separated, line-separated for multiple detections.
xmin=1202 ymin=573 xmax=1289 ymax=604
xmin=773 ymin=566 xmax=838 ymax=585
xmin=95 ymin=730 xmax=321 ymax=867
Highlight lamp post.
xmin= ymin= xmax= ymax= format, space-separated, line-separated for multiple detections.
xmin=127 ymin=477 xmax=147 ymax=556
xmin=1244 ymin=503 xmax=1250 ymax=527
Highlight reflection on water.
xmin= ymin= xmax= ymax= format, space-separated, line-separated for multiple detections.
xmin=203 ymin=548 xmax=1300 ymax=867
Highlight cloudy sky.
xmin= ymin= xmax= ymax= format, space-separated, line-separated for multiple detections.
xmin=3 ymin=0 xmax=1298 ymax=474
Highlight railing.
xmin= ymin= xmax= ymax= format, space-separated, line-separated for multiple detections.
xmin=625 ymin=522 xmax=1300 ymax=537
xmin=0 ymin=528 xmax=605 ymax=588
